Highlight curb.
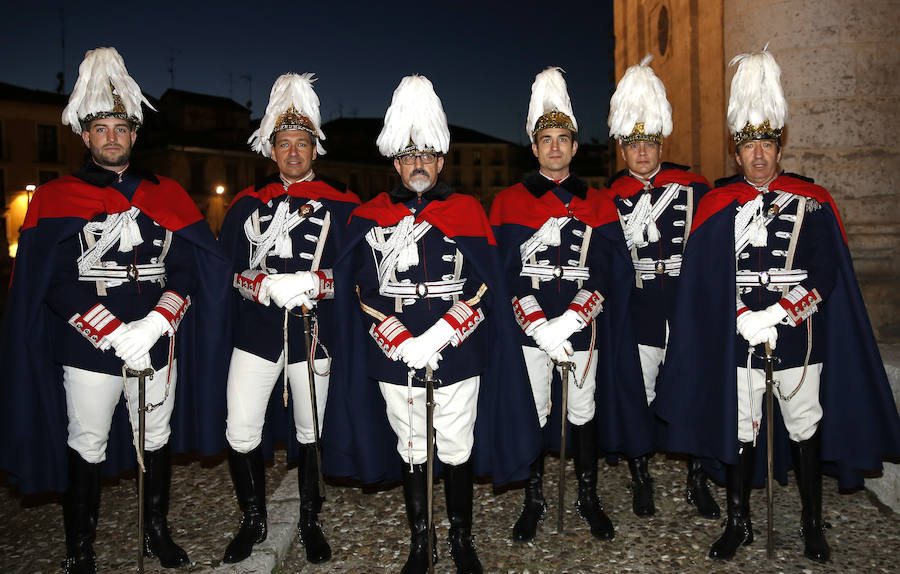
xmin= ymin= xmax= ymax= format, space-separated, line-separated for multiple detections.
xmin=208 ymin=468 xmax=300 ymax=573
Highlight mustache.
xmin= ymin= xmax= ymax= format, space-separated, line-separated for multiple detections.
xmin=410 ymin=169 xmax=429 ymax=178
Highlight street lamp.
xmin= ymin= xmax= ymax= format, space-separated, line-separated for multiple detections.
xmin=215 ymin=185 xmax=225 ymax=195
xmin=25 ymin=184 xmax=35 ymax=205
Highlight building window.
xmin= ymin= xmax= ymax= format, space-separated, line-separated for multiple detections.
xmin=491 ymin=151 xmax=503 ymax=166
xmin=472 ymin=150 xmax=481 ymax=166
xmin=492 ymin=170 xmax=503 ymax=186
xmin=37 ymin=125 xmax=58 ymax=163
xmin=657 ymin=5 xmax=669 ymax=57
xmin=39 ymin=170 xmax=58 ymax=184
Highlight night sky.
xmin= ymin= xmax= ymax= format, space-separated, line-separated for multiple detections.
xmin=0 ymin=1 xmax=614 ymax=145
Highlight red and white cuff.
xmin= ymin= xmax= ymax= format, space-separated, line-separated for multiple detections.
xmin=68 ymin=303 xmax=122 ymax=349
xmin=778 ymin=286 xmax=822 ymax=326
xmin=567 ymin=289 xmax=604 ymax=326
xmin=737 ymin=296 xmax=749 ymax=317
xmin=311 ymin=269 xmax=334 ymax=300
xmin=442 ymin=301 xmax=485 ymax=347
xmin=512 ymin=295 xmax=547 ymax=336
xmin=369 ymin=315 xmax=413 ymax=360
xmin=234 ymin=270 xmax=267 ymax=302
xmin=154 ymin=290 xmax=190 ymax=333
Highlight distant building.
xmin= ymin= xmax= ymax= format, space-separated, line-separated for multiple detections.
xmin=0 ymin=82 xmax=85 ymax=258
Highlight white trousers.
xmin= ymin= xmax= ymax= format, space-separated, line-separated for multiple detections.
xmin=638 ymin=344 xmax=667 ymax=405
xmin=736 ymin=363 xmax=823 ymax=443
xmin=379 ymin=376 xmax=480 ymax=466
xmin=225 ymin=348 xmax=329 ymax=453
xmin=63 ymin=362 xmax=178 ymax=464
xmin=522 ymin=346 xmax=597 ymax=428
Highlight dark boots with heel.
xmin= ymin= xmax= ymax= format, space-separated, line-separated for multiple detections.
xmin=62 ymin=447 xmax=100 ymax=574
xmin=400 ymin=462 xmax=436 ymax=574
xmin=297 ymin=442 xmax=331 ymax=563
xmin=627 ymin=454 xmax=656 ymax=516
xmin=709 ymin=441 xmax=755 ymax=560
xmin=512 ymin=453 xmax=546 ymax=541
xmin=223 ymin=445 xmax=267 ymax=563
xmin=572 ymin=418 xmax=614 ymax=540
xmin=445 ymin=460 xmax=482 ymax=574
xmin=791 ymin=431 xmax=830 ymax=563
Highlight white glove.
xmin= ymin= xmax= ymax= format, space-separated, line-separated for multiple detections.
xmin=103 ymin=323 xmax=130 ymax=352
xmin=283 ymin=292 xmax=314 ymax=311
xmin=124 ymin=353 xmax=152 ymax=371
xmin=401 ymin=319 xmax=455 ymax=370
xmin=546 ymin=340 xmax=574 ymax=363
xmin=257 ymin=274 xmax=276 ymax=306
xmin=109 ymin=311 xmax=169 ymax=367
xmin=736 ymin=303 xmax=787 ymax=343
xmin=533 ymin=310 xmax=583 ymax=354
xmin=268 ymin=271 xmax=316 ymax=309
xmin=748 ymin=326 xmax=778 ymax=349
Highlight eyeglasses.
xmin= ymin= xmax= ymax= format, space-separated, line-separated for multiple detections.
xmin=398 ymin=153 xmax=437 ymax=165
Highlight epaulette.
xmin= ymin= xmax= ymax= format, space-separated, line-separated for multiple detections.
xmin=806 ymin=198 xmax=822 ymax=211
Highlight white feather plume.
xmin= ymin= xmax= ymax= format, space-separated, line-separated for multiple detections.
xmin=62 ymin=47 xmax=154 ymax=134
xmin=727 ymin=46 xmax=787 ymax=135
xmin=376 ymin=75 xmax=449 ymax=158
xmin=525 ymin=67 xmax=578 ymax=138
xmin=608 ymin=55 xmax=672 ymax=140
xmin=249 ymin=73 xmax=326 ymax=158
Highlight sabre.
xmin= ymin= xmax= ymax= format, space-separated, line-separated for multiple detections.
xmin=301 ymin=305 xmax=326 ymax=497
xmin=424 ymin=365 xmax=437 ymax=574
xmin=555 ymin=359 xmax=576 ymax=533
xmin=125 ymin=366 xmax=155 ymax=574
xmin=764 ymin=341 xmax=776 ymax=559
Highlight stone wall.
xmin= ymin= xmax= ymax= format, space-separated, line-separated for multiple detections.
xmin=723 ymin=0 xmax=900 ymax=341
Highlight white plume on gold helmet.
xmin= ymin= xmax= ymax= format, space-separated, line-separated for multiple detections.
xmin=249 ymin=73 xmax=326 ymax=158
xmin=526 ymin=67 xmax=578 ymax=141
xmin=727 ymin=44 xmax=787 ymax=146
xmin=608 ymin=55 xmax=672 ymax=144
xmin=62 ymin=47 xmax=154 ymax=134
xmin=376 ymin=75 xmax=450 ymax=158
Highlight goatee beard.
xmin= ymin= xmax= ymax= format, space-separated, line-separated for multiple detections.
xmin=409 ymin=176 xmax=431 ymax=194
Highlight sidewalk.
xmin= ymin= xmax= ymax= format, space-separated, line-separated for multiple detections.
xmin=2 ymin=451 xmax=897 ymax=573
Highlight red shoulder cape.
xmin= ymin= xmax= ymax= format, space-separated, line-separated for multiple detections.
xmin=229 ymin=180 xmax=361 ymax=210
xmin=23 ymin=175 xmax=202 ymax=232
xmin=489 ymin=183 xmax=619 ymax=229
xmin=604 ymin=168 xmax=710 ymax=200
xmin=691 ymin=174 xmax=846 ymax=242
xmin=351 ymin=192 xmax=496 ymax=245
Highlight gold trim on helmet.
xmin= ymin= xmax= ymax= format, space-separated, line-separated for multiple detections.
xmin=733 ymin=120 xmax=782 ymax=146
xmin=617 ymin=122 xmax=663 ymax=145
xmin=269 ymin=104 xmax=318 ymax=140
xmin=531 ymin=110 xmax=577 ymax=139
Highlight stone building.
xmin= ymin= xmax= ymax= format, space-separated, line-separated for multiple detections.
xmin=614 ymin=0 xmax=900 ymax=341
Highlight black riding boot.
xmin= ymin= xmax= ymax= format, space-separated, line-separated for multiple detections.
xmin=627 ymin=454 xmax=655 ymax=516
xmin=709 ymin=441 xmax=755 ymax=560
xmin=686 ymin=457 xmax=721 ymax=519
xmin=223 ymin=445 xmax=267 ymax=563
xmin=445 ymin=460 xmax=483 ymax=574
xmin=62 ymin=447 xmax=100 ymax=574
xmin=400 ymin=463 xmax=437 ymax=574
xmin=142 ymin=444 xmax=189 ymax=568
xmin=297 ymin=442 xmax=331 ymax=563
xmin=571 ymin=418 xmax=614 ymax=540
xmin=512 ymin=453 xmax=546 ymax=541
xmin=791 ymin=431 xmax=830 ymax=563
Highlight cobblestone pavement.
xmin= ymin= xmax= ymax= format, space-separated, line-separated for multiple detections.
xmin=2 ymin=452 xmax=898 ymax=573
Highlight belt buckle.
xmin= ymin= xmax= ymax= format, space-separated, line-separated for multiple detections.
xmin=415 ymin=282 xmax=429 ymax=298
xmin=758 ymin=271 xmax=770 ymax=286
xmin=126 ymin=263 xmax=139 ymax=282
xmin=552 ymin=265 xmax=564 ymax=279
xmin=655 ymin=260 xmax=666 ymax=275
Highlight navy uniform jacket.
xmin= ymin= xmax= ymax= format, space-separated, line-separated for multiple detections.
xmin=656 ymin=172 xmax=900 ymax=488
xmin=219 ymin=174 xmax=361 ymax=361
xmin=0 ymin=162 xmax=230 ymax=494
xmin=322 ymin=183 xmax=541 ymax=487
xmin=605 ymin=163 xmax=710 ymax=348
xmin=490 ymin=172 xmax=654 ymax=457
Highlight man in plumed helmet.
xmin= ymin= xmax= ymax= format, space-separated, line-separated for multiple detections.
xmin=217 ymin=73 xmax=360 ymax=565
xmin=604 ymin=56 xmax=718 ymax=520
xmin=329 ymin=75 xmax=538 ymax=574
xmin=490 ymin=67 xmax=652 ymax=543
xmin=0 ymin=47 xmax=230 ymax=573
xmin=656 ymin=47 xmax=900 ymax=563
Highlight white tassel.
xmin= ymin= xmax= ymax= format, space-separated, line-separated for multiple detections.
xmin=535 ymin=218 xmax=562 ymax=247
xmin=274 ymin=229 xmax=293 ymax=259
xmin=117 ymin=215 xmax=143 ymax=252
